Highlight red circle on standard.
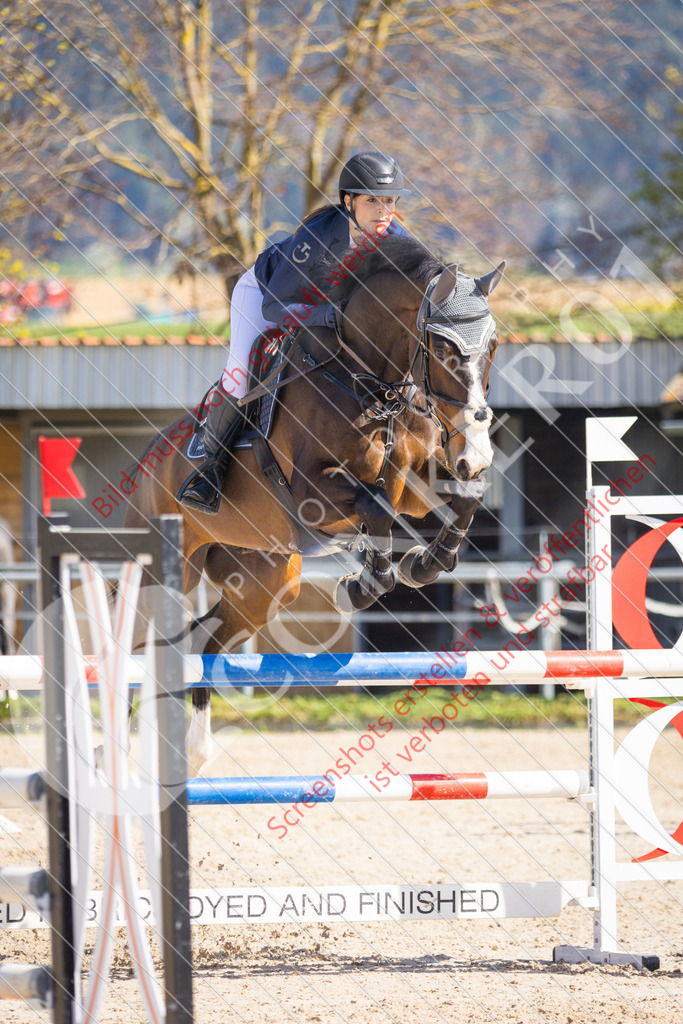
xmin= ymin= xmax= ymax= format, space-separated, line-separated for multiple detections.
xmin=612 ymin=517 xmax=683 ymax=649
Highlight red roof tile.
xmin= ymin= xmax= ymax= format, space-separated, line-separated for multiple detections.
xmin=0 ymin=332 xmax=229 ymax=347
xmin=0 ymin=331 xmax=660 ymax=349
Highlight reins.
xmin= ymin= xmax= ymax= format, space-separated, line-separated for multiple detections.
xmin=236 ymin=336 xmax=336 ymax=407
xmin=234 ymin=269 xmax=495 ymax=531
xmin=238 ymin=310 xmax=420 ymax=427
xmin=237 ymin=272 xmax=494 ymax=461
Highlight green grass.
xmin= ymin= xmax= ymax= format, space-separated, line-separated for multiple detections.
xmin=206 ymin=688 xmax=659 ymax=731
xmin=501 ymin=304 xmax=683 ymax=341
xmin=17 ymin=305 xmax=681 ymax=343
xmin=0 ymin=690 xmax=665 ymax=735
xmin=10 ymin=319 xmax=230 ymax=340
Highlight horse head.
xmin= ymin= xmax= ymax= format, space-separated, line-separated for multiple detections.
xmin=313 ymin=238 xmax=503 ymax=482
xmin=416 ymin=261 xmax=505 ymax=481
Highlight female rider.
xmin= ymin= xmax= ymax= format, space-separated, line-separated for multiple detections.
xmin=178 ymin=150 xmax=410 ymax=514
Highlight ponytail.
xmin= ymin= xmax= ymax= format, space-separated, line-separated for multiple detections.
xmin=294 ymin=202 xmax=345 ymax=237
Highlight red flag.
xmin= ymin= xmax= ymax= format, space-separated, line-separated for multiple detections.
xmin=38 ymin=436 xmax=86 ymax=515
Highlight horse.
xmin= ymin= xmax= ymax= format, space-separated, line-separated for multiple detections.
xmin=123 ymin=236 xmax=504 ymax=771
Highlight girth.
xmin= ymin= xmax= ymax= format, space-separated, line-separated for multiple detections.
xmin=247 ymin=331 xmax=405 ymax=555
xmin=250 ymin=434 xmax=345 ymax=557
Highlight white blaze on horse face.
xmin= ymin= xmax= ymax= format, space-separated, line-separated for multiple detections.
xmin=449 ymin=360 xmax=493 ymax=481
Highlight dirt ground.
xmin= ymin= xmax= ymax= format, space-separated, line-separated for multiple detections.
xmin=56 ymin=270 xmax=671 ymax=333
xmin=0 ymin=720 xmax=681 ymax=1024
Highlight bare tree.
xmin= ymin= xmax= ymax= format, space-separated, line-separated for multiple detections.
xmin=0 ymin=0 xmax=666 ymax=300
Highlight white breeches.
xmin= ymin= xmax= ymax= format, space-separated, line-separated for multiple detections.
xmin=221 ymin=267 xmax=276 ymax=398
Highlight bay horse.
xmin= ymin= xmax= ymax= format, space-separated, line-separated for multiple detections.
xmin=124 ymin=237 xmax=504 ymax=771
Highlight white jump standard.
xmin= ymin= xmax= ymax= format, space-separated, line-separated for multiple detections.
xmin=2 ymin=418 xmax=682 ymax=1004
xmin=0 ymin=520 xmax=195 ymax=1024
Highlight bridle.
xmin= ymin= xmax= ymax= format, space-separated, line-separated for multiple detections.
xmin=321 ymin=269 xmax=496 ymax=482
xmin=233 ymin=262 xmax=499 ymax=553
xmin=409 ymin=272 xmax=495 ymax=451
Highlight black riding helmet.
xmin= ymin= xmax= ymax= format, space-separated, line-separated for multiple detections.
xmin=338 ymin=151 xmax=411 ymax=201
xmin=339 ymin=151 xmax=410 ymax=235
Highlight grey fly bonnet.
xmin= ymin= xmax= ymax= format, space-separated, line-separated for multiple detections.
xmin=417 ymin=263 xmax=505 ymax=355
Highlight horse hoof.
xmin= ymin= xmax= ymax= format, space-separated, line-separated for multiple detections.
xmin=333 ymin=570 xmax=395 ymax=613
xmin=332 ymin=575 xmax=358 ymax=615
xmin=187 ymin=726 xmax=214 ymax=776
xmin=397 ymin=546 xmax=439 ymax=589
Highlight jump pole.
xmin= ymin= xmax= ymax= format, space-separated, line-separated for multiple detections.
xmin=4 ymin=767 xmax=589 ymax=807
xmin=3 ymin=647 xmax=683 ymax=689
xmin=1 ymin=418 xmax=680 ymax=978
xmin=185 ymin=770 xmax=589 ymax=805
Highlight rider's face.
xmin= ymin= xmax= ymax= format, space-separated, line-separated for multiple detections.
xmin=345 ymin=193 xmax=398 ymax=238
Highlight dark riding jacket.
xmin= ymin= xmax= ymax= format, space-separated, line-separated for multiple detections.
xmin=253 ymin=207 xmax=407 ymax=333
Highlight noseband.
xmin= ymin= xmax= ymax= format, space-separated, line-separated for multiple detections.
xmin=319 ymin=267 xmax=496 ymax=466
xmin=410 ymin=272 xmax=495 ymax=451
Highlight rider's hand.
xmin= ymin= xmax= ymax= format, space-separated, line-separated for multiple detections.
xmin=324 ymin=304 xmax=340 ymax=330
xmin=381 ymin=216 xmax=404 ymax=236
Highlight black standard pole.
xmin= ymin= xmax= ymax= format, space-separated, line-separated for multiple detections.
xmin=38 ymin=516 xmax=76 ymax=1024
xmin=150 ymin=516 xmax=194 ymax=1024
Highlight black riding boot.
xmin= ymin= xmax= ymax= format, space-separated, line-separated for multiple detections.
xmin=176 ymin=390 xmax=244 ymax=514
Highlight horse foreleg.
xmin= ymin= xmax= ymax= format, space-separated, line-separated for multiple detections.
xmin=398 ymin=478 xmax=486 ymax=588
xmin=334 ymin=484 xmax=396 ymax=613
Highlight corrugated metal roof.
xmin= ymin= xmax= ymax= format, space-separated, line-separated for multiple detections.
xmin=493 ymin=339 xmax=683 ymax=409
xmin=0 ymin=335 xmax=681 ymax=410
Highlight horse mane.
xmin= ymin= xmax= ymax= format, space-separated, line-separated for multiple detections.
xmin=314 ymin=236 xmax=445 ymax=303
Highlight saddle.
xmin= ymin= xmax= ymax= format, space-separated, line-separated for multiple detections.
xmin=187 ymin=333 xmax=294 ymax=460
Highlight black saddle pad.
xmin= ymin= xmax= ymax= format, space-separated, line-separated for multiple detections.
xmin=187 ymin=334 xmax=293 ymax=459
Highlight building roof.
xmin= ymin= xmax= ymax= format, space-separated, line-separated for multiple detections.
xmin=0 ymin=333 xmax=224 ymax=348
xmin=1 ymin=334 xmax=681 ymax=411
xmin=0 ymin=330 xmax=629 ymax=348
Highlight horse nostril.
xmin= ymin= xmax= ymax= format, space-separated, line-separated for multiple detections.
xmin=456 ymin=458 xmax=470 ymax=478
xmin=474 ymin=407 xmax=489 ymax=422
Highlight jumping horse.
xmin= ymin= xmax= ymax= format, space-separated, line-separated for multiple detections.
xmin=124 ymin=237 xmax=505 ymax=771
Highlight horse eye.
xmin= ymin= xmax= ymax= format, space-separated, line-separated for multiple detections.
xmin=441 ymin=347 xmax=460 ymax=371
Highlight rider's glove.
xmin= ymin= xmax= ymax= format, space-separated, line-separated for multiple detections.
xmin=324 ymin=304 xmax=339 ymax=330
xmin=382 ymin=217 xmax=405 ymax=236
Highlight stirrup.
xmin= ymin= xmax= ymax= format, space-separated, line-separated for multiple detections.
xmin=176 ymin=463 xmax=222 ymax=514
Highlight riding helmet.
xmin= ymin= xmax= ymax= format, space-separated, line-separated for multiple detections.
xmin=338 ymin=151 xmax=411 ymax=200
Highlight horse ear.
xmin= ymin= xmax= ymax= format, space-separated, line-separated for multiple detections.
xmin=475 ymin=260 xmax=506 ymax=296
xmin=431 ymin=264 xmax=459 ymax=305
